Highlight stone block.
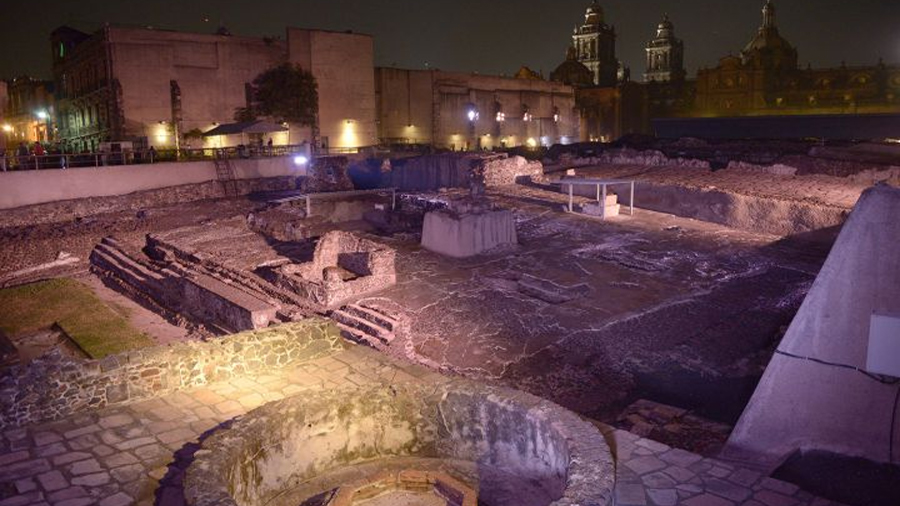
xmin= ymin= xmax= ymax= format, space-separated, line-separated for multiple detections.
xmin=37 ymin=470 xmax=68 ymax=492
xmin=421 ymin=209 xmax=517 ymax=258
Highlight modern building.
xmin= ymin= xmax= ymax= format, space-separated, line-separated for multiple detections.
xmin=2 ymin=77 xmax=54 ymax=149
xmin=375 ymin=68 xmax=578 ymax=150
xmin=50 ymin=25 xmax=377 ymax=153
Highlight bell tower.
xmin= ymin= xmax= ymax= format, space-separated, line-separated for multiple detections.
xmin=572 ymin=1 xmax=619 ymax=87
xmin=644 ymin=14 xmax=685 ymax=83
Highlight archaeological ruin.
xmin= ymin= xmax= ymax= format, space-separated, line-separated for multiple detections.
xmin=1 ymin=136 xmax=899 ymax=506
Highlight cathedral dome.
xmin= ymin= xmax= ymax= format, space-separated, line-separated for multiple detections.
xmin=551 ymin=47 xmax=594 ymax=87
xmin=584 ymin=1 xmax=604 ymax=25
xmin=741 ymin=1 xmax=797 ymax=70
xmin=655 ymin=14 xmax=674 ymax=39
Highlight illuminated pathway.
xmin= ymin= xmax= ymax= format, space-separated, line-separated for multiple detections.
xmin=0 ymin=345 xmax=846 ymax=506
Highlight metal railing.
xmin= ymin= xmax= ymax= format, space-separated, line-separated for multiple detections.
xmin=0 ymin=143 xmax=349 ymax=171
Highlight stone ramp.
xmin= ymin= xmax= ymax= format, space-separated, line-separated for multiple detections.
xmin=725 ymin=185 xmax=900 ymax=466
xmin=90 ymin=237 xmax=279 ymax=333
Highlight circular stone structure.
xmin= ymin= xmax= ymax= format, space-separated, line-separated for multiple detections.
xmin=184 ymin=381 xmax=614 ymax=506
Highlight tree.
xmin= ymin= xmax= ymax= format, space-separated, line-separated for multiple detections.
xmin=235 ymin=63 xmax=319 ymax=127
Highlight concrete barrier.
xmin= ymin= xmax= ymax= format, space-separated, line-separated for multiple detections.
xmin=0 ymin=157 xmax=306 ymax=210
xmin=726 ymin=185 xmax=900 ymax=466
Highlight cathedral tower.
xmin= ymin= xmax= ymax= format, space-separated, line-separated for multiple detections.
xmin=644 ymin=14 xmax=685 ymax=83
xmin=572 ymin=1 xmax=619 ymax=87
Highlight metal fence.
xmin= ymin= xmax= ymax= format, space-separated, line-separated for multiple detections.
xmin=0 ymin=143 xmax=359 ymax=171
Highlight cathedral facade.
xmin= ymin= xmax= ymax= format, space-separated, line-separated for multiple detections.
xmin=553 ymin=0 xmax=900 ymax=141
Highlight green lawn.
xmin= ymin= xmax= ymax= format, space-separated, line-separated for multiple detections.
xmin=0 ymin=278 xmax=155 ymax=359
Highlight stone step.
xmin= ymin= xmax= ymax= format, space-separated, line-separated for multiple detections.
xmin=343 ymin=303 xmax=398 ymax=332
xmin=333 ymin=321 xmax=386 ymax=349
xmin=90 ymin=244 xmax=164 ymax=286
xmin=330 ymin=309 xmax=394 ymax=345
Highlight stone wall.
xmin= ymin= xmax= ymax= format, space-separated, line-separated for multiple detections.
xmin=0 ymin=156 xmax=304 ymax=211
xmin=480 ymin=155 xmax=543 ymax=187
xmin=0 ymin=176 xmax=298 ymax=228
xmin=264 ymin=231 xmax=397 ymax=309
xmin=0 ymin=319 xmax=344 ymax=428
xmin=183 ymin=382 xmax=614 ymax=506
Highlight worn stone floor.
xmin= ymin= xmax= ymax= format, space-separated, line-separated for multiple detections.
xmin=0 ymin=345 xmax=846 ymax=506
xmin=368 ymin=186 xmax=824 ymax=425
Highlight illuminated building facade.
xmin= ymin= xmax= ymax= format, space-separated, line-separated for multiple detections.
xmin=375 ymin=68 xmax=578 ymax=150
xmin=2 ymin=77 xmax=55 ymax=148
xmin=50 ymin=25 xmax=376 ymax=152
xmin=555 ymin=0 xmax=900 ymax=141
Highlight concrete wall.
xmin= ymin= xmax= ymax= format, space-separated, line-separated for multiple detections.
xmin=0 ymin=156 xmax=304 ymax=209
xmin=108 ymin=27 xmax=286 ymax=147
xmin=726 ymin=185 xmax=900 ymax=465
xmin=288 ymin=29 xmax=378 ymax=150
xmin=375 ymin=68 xmax=579 ymax=150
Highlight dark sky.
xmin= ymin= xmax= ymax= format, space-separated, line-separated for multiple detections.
xmin=2 ymin=0 xmax=898 ymax=81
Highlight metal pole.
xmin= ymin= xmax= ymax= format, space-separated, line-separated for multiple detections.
xmin=568 ymin=183 xmax=573 ymax=213
xmin=601 ymin=184 xmax=607 ymax=220
xmin=630 ymin=181 xmax=634 ymax=216
xmin=391 ymin=189 xmax=396 ymax=210
xmin=596 ymin=183 xmax=600 ymax=203
xmin=306 ymin=195 xmax=311 ymax=217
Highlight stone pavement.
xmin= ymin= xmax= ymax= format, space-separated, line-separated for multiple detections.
xmin=0 ymin=344 xmax=846 ymax=506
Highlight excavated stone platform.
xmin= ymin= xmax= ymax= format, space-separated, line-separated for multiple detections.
xmin=553 ymin=164 xmax=867 ymax=237
xmin=364 ymin=184 xmax=825 ymax=429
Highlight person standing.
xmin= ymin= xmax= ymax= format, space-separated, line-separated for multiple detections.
xmin=16 ymin=142 xmax=29 ymax=169
xmin=33 ymin=142 xmax=45 ymax=169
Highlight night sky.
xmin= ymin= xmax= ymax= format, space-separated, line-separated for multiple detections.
xmin=2 ymin=0 xmax=898 ymax=81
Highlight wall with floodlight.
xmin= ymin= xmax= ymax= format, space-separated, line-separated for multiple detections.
xmin=375 ymin=68 xmax=579 ymax=151
xmin=0 ymin=156 xmax=306 ymax=210
xmin=289 ymin=29 xmax=378 ymax=151
xmin=108 ymin=26 xmax=287 ymax=147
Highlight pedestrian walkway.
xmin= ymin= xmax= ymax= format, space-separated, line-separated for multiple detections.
xmin=0 ymin=345 xmax=845 ymax=506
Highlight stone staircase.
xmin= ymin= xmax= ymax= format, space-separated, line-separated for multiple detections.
xmin=329 ymin=303 xmax=398 ymax=348
xmin=214 ymin=156 xmax=238 ymax=196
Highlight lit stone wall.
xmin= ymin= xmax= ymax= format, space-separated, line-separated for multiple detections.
xmin=0 ymin=319 xmax=345 ymax=428
xmin=375 ymin=68 xmax=579 ymax=150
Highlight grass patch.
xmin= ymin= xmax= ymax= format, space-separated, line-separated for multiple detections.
xmin=0 ymin=278 xmax=155 ymax=359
